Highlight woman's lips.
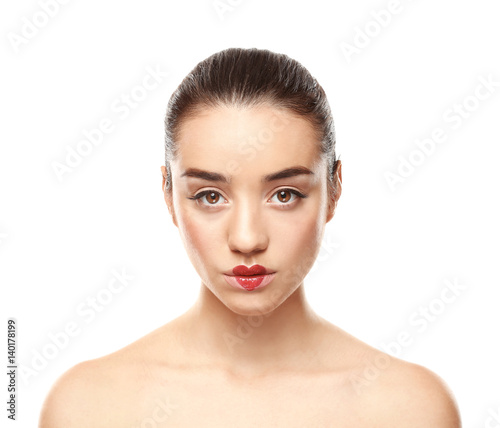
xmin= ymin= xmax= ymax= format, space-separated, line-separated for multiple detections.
xmin=232 ymin=264 xmax=269 ymax=276
xmin=224 ymin=273 xmax=276 ymax=291
xmin=224 ymin=264 xmax=276 ymax=291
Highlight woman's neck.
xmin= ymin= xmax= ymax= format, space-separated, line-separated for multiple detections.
xmin=176 ymin=282 xmax=330 ymax=378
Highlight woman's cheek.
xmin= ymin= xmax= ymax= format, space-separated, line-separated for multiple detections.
xmin=272 ymin=208 xmax=324 ymax=281
xmin=179 ymin=211 xmax=222 ymax=261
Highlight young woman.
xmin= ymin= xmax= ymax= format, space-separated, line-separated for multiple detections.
xmin=40 ymin=48 xmax=461 ymax=427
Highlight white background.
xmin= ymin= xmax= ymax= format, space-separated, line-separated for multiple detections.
xmin=1 ymin=0 xmax=499 ymax=426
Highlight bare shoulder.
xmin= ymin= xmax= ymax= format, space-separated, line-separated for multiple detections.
xmin=39 ymin=357 xmax=117 ymax=428
xmin=372 ymin=358 xmax=461 ymax=427
xmin=347 ymin=346 xmax=461 ymax=427
xmin=323 ymin=325 xmax=461 ymax=427
xmin=39 ymin=323 xmax=180 ymax=428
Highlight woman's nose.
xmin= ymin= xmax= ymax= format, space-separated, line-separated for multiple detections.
xmin=227 ymin=203 xmax=269 ymax=255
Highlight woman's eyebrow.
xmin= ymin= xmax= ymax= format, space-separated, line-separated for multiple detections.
xmin=180 ymin=168 xmax=228 ymax=183
xmin=180 ymin=166 xmax=314 ymax=183
xmin=262 ymin=166 xmax=314 ymax=182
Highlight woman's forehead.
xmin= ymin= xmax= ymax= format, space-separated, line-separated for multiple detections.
xmin=175 ymin=105 xmax=321 ymax=169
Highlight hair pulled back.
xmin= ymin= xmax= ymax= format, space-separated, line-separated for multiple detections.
xmin=164 ymin=47 xmax=339 ymax=197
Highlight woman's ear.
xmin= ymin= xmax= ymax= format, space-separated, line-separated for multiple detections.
xmin=326 ymin=160 xmax=342 ymax=223
xmin=161 ymin=166 xmax=178 ymax=227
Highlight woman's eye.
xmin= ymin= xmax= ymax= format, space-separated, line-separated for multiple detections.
xmin=188 ymin=188 xmax=306 ymax=208
xmin=270 ymin=189 xmax=306 ymax=205
xmin=188 ymin=190 xmax=225 ymax=206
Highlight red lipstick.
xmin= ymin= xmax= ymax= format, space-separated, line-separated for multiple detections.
xmin=224 ymin=264 xmax=276 ymax=291
xmin=232 ymin=264 xmax=268 ymax=276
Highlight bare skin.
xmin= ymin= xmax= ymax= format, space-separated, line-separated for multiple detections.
xmin=39 ymin=106 xmax=461 ymax=427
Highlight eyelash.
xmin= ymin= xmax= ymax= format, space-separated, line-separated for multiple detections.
xmin=187 ymin=188 xmax=307 ymax=209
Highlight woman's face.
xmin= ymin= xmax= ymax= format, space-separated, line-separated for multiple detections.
xmin=162 ymin=105 xmax=340 ymax=316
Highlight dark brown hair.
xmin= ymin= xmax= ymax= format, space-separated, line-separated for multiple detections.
xmin=164 ymin=47 xmax=340 ymax=197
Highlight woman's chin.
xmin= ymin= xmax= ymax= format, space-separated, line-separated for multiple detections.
xmin=211 ymin=284 xmax=291 ymax=317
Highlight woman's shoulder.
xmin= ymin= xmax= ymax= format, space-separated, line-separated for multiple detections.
xmin=331 ymin=326 xmax=461 ymax=426
xmin=361 ymin=357 xmax=461 ymax=426
xmin=38 ymin=323 xmax=179 ymax=427
xmin=38 ymin=356 xmax=118 ymax=427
